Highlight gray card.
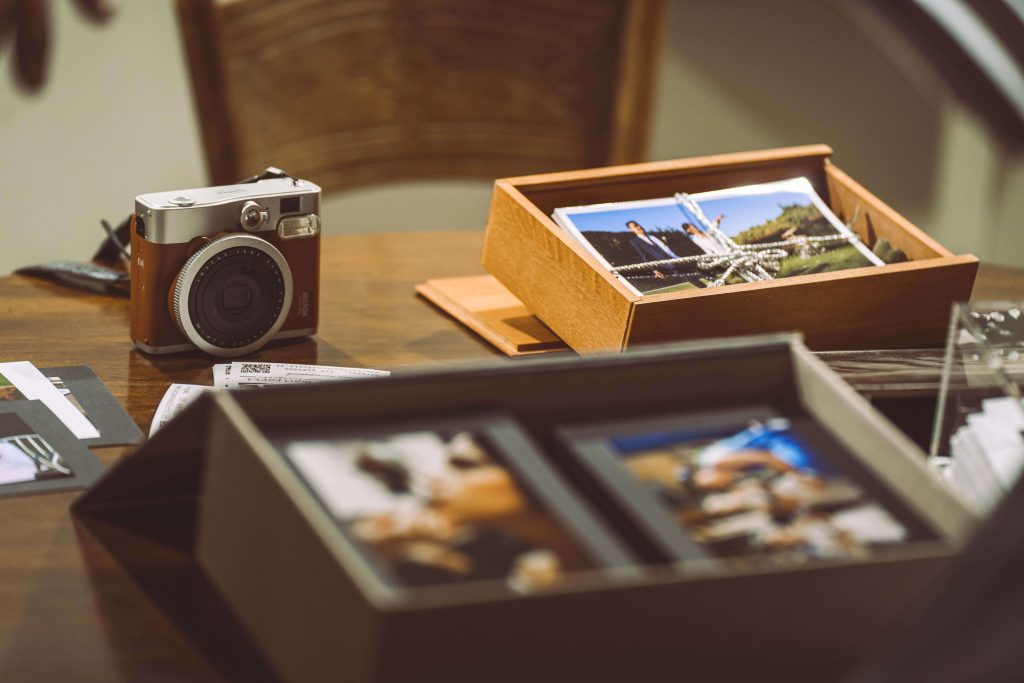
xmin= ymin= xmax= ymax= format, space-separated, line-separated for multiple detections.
xmin=38 ymin=365 xmax=144 ymax=447
xmin=0 ymin=401 xmax=105 ymax=498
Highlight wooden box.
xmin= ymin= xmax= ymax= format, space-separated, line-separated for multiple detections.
xmin=481 ymin=145 xmax=978 ymax=353
xmin=75 ymin=335 xmax=974 ymax=683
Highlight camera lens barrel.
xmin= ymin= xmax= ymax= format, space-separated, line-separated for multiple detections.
xmin=169 ymin=234 xmax=293 ymax=357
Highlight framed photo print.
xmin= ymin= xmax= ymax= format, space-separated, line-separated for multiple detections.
xmin=559 ymin=406 xmax=937 ymax=568
xmin=276 ymin=414 xmax=639 ymax=593
xmin=0 ymin=401 xmax=105 ymax=498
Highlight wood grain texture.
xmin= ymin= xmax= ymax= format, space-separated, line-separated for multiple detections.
xmin=175 ymin=0 xmax=665 ymax=191
xmin=0 ymin=231 xmax=497 ymax=683
xmin=415 ymin=275 xmax=567 ymax=354
xmin=630 ymin=254 xmax=979 ymax=350
xmin=508 ymin=144 xmax=836 ymax=215
xmin=176 ymin=0 xmax=238 ymax=186
xmin=825 ymin=161 xmax=950 ymax=261
xmin=481 ymin=147 xmax=979 ymax=353
xmin=970 ymin=263 xmax=1024 ymax=300
xmin=813 ymin=348 xmax=948 ymax=395
xmin=817 ymin=346 xmax=1024 ymax=398
xmin=483 ymin=179 xmax=636 ymax=352
xmin=607 ymin=0 xmax=667 ymax=165
xmin=0 ymin=229 xmax=1018 ymax=683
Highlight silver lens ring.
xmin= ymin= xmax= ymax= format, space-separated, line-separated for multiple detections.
xmin=171 ymin=234 xmax=293 ymax=357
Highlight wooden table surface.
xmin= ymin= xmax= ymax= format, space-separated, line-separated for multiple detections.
xmin=0 ymin=230 xmax=1020 ymax=682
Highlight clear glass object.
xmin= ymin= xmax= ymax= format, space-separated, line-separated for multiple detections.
xmin=931 ymin=302 xmax=1024 ymax=514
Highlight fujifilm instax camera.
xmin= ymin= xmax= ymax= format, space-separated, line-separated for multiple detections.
xmin=130 ymin=176 xmax=321 ymax=357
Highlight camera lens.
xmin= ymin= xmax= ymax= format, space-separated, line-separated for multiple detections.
xmin=170 ymin=234 xmax=293 ymax=356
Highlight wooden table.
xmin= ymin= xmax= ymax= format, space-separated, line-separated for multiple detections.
xmin=0 ymin=230 xmax=1020 ymax=682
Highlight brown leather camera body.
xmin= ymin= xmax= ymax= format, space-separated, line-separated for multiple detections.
xmin=130 ymin=214 xmax=320 ymax=356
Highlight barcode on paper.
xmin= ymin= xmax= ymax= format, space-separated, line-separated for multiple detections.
xmin=240 ymin=363 xmax=272 ymax=374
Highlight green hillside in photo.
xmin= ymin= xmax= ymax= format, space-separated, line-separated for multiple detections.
xmin=730 ymin=203 xmax=872 ymax=277
xmin=776 ymin=244 xmax=873 ymax=277
xmin=732 ymin=203 xmax=833 ymax=245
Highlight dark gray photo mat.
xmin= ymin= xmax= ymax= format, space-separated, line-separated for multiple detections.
xmin=558 ymin=405 xmax=780 ymax=564
xmin=39 ymin=365 xmax=143 ymax=447
xmin=0 ymin=401 xmax=106 ymax=498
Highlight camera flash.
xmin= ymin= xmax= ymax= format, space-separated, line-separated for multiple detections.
xmin=278 ymin=214 xmax=321 ymax=240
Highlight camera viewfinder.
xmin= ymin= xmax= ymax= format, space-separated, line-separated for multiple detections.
xmin=280 ymin=196 xmax=301 ymax=214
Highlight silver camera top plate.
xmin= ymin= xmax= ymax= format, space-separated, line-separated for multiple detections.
xmin=135 ymin=177 xmax=321 ymax=245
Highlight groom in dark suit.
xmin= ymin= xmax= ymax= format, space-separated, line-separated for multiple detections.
xmin=625 ymin=220 xmax=705 ymax=288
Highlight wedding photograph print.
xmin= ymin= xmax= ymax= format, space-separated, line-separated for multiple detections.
xmin=285 ymin=426 xmax=601 ymax=592
xmin=553 ymin=200 xmax=715 ymax=295
xmin=680 ymin=177 xmax=883 ymax=279
xmin=601 ymin=415 xmax=909 ymax=564
xmin=553 ymin=177 xmax=882 ymax=296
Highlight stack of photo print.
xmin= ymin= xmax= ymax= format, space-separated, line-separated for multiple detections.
xmin=552 ymin=177 xmax=884 ymax=296
xmin=277 ymin=405 xmax=938 ymax=595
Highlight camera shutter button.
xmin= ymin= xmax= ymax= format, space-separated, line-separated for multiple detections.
xmin=169 ymin=195 xmax=196 ymax=206
xmin=240 ymin=201 xmax=269 ymax=231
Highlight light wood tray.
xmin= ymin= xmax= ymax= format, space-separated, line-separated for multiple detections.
xmin=479 ymin=145 xmax=978 ymax=353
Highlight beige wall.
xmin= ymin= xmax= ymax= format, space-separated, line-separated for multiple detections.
xmin=0 ymin=0 xmax=1021 ymax=276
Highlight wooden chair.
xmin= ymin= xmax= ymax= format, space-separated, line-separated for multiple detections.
xmin=175 ymin=0 xmax=666 ymax=193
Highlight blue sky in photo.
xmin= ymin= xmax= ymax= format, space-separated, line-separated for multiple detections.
xmin=566 ymin=202 xmax=690 ymax=234
xmin=610 ymin=428 xmax=724 ymax=454
xmin=609 ymin=423 xmax=830 ymax=474
xmin=566 ymin=190 xmax=816 ymax=237
xmin=695 ymin=191 xmax=816 ymax=237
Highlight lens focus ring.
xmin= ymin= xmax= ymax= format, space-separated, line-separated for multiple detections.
xmin=170 ymin=234 xmax=293 ymax=357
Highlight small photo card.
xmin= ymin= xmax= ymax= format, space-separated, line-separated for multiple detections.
xmin=553 ymin=177 xmax=883 ymax=296
xmin=0 ymin=361 xmax=100 ymax=440
xmin=278 ymin=414 xmax=637 ymax=593
xmin=553 ymin=199 xmax=714 ymax=295
xmin=680 ymin=177 xmax=882 ymax=276
xmin=0 ymin=413 xmax=72 ymax=487
xmin=0 ymin=401 xmax=105 ymax=498
xmin=560 ymin=407 xmax=933 ymax=568
xmin=38 ymin=366 xmax=143 ymax=447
